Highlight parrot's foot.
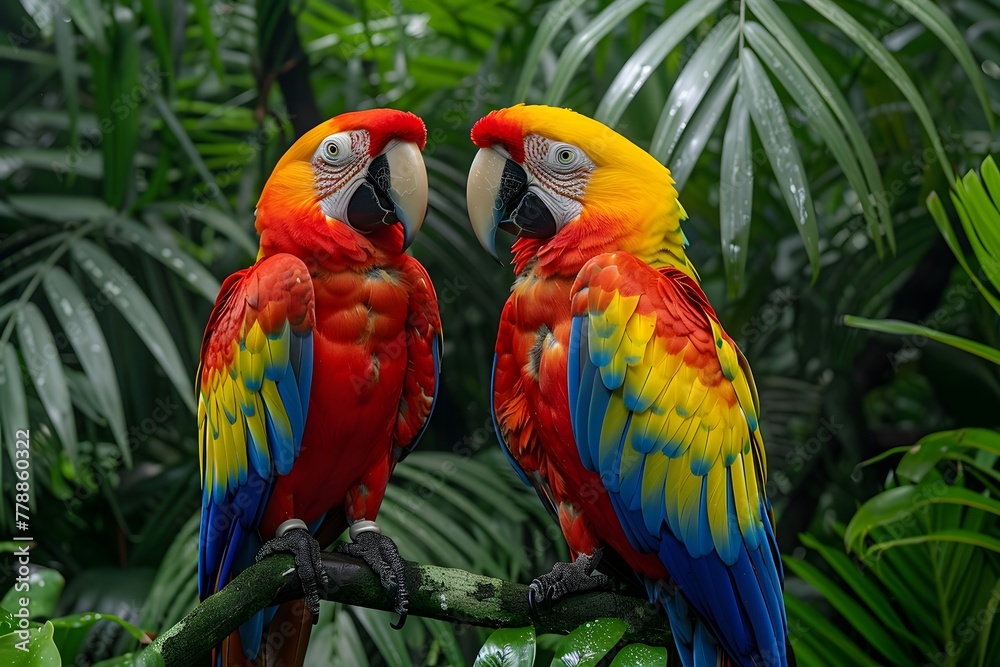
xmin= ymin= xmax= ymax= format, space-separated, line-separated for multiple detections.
xmin=256 ymin=519 xmax=329 ymax=622
xmin=336 ymin=521 xmax=410 ymax=629
xmin=528 ymin=549 xmax=609 ymax=616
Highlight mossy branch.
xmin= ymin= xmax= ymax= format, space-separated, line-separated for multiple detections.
xmin=135 ymin=553 xmax=671 ymax=666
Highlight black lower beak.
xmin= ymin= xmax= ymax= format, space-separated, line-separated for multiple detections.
xmin=346 ymin=154 xmax=398 ymax=232
xmin=495 ymin=160 xmax=557 ymax=240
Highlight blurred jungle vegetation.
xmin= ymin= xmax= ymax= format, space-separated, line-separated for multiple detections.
xmin=0 ymin=0 xmax=999 ymax=665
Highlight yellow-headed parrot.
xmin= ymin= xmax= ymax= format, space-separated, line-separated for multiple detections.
xmin=198 ymin=109 xmax=442 ymax=666
xmin=466 ymin=104 xmax=788 ymax=667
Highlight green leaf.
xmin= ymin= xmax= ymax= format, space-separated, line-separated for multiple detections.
xmin=719 ymin=88 xmax=753 ymax=297
xmin=747 ymin=0 xmax=895 ymax=251
xmin=152 ymin=95 xmax=233 ymax=216
xmin=7 ymin=195 xmax=113 ymax=223
xmin=609 ymin=643 xmax=668 ymax=666
xmin=514 ymin=0 xmax=589 ymax=101
xmin=475 ymin=626 xmax=536 ymax=667
xmin=0 ymin=567 xmax=65 ymax=619
xmin=0 ymin=344 xmax=29 ymax=475
xmin=783 ymin=595 xmax=881 ymax=667
xmin=798 ymin=534 xmax=925 ymax=650
xmin=16 ymin=304 xmax=78 ymax=466
xmin=152 ymin=204 xmax=257 ymax=258
xmin=845 ymin=484 xmax=1000 ymax=553
xmin=109 ymin=218 xmax=220 ymax=301
xmin=351 ymin=607 xmax=409 ymax=667
xmin=52 ymin=4 xmax=79 ymax=161
xmin=551 ymin=619 xmax=627 ymax=667
xmin=648 ymin=13 xmax=739 ymax=163
xmin=862 ymin=529 xmax=1000 ymax=556
xmin=42 ymin=267 xmax=130 ymax=465
xmin=71 ymin=240 xmax=196 ymax=414
xmin=51 ymin=611 xmax=147 ymax=661
xmin=890 ymin=0 xmax=994 ymax=131
xmin=894 ymin=429 xmax=1000 ymax=484
xmin=595 ymin=0 xmax=726 ymax=127
xmin=190 ymin=0 xmax=225 ymax=79
xmin=841 ymin=315 xmax=1000 ymax=366
xmin=666 ymin=60 xmax=739 ymax=192
xmin=800 ymin=0 xmax=954 ymax=187
xmin=0 ymin=620 xmax=60 ymax=667
xmin=745 ymin=21 xmax=883 ymax=257
xmin=740 ymin=48 xmax=820 ymax=279
xmin=926 ymin=191 xmax=1000 ymax=315
xmin=783 ymin=557 xmax=912 ymax=664
xmin=544 ymin=0 xmax=648 ymax=105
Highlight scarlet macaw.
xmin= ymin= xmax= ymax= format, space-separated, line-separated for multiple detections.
xmin=198 ymin=109 xmax=442 ymax=666
xmin=466 ymin=105 xmax=788 ymax=667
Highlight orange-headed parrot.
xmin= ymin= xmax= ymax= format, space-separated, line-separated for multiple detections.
xmin=198 ymin=109 xmax=442 ymax=666
xmin=466 ymin=104 xmax=788 ymax=667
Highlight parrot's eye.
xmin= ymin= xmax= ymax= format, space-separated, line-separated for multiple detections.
xmin=549 ymin=143 xmax=584 ymax=171
xmin=318 ymin=134 xmax=352 ymax=166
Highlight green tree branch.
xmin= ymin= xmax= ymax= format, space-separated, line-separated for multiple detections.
xmin=135 ymin=553 xmax=671 ymax=666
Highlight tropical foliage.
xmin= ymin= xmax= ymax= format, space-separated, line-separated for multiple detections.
xmin=0 ymin=0 xmax=998 ymax=664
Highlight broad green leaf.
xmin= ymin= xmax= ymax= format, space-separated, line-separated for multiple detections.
xmin=740 ymin=48 xmax=819 ymax=279
xmin=351 ymin=607 xmax=409 ymax=667
xmin=747 ymin=0 xmax=894 ymax=251
xmin=0 ymin=149 xmax=102 ymax=180
xmin=801 ymin=0 xmax=953 ymax=187
xmin=842 ymin=315 xmax=1000 ymax=366
xmin=153 ymin=204 xmax=257 ymax=257
xmin=514 ymin=0 xmax=589 ymax=101
xmin=596 ymin=0 xmax=726 ymax=127
xmin=0 ymin=620 xmax=59 ymax=667
xmin=926 ymin=191 xmax=1000 ymax=315
xmin=53 ymin=4 xmax=79 ymax=159
xmin=609 ymin=643 xmax=668 ymax=666
xmin=544 ymin=0 xmax=647 ymax=105
xmin=109 ymin=218 xmax=220 ymax=300
xmin=51 ymin=611 xmax=148 ymax=661
xmin=783 ymin=558 xmax=912 ymax=664
xmin=551 ymin=618 xmax=627 ymax=667
xmin=7 ymin=195 xmax=112 ymax=223
xmin=0 ymin=344 xmax=29 ymax=476
xmin=953 ymin=167 xmax=1000 ymax=291
xmin=798 ymin=534 xmax=926 ymax=650
xmin=71 ymin=241 xmax=196 ymax=413
xmin=0 ymin=567 xmax=65 ymax=619
xmin=16 ymin=304 xmax=78 ymax=466
xmin=783 ymin=595 xmax=880 ymax=667
xmin=649 ymin=13 xmax=738 ymax=163
xmin=863 ymin=529 xmax=1000 ymax=557
xmin=152 ymin=95 xmax=233 ymax=216
xmin=719 ymin=88 xmax=753 ymax=297
xmin=894 ymin=429 xmax=1000 ymax=484
xmin=190 ymin=0 xmax=225 ymax=78
xmin=745 ymin=21 xmax=882 ymax=257
xmin=667 ymin=60 xmax=739 ymax=192
xmin=845 ymin=485 xmax=1000 ymax=553
xmin=475 ymin=626 xmax=536 ymax=667
xmin=42 ymin=267 xmax=129 ymax=464
xmin=891 ymin=0 xmax=994 ymax=131
xmin=137 ymin=0 xmax=174 ymax=96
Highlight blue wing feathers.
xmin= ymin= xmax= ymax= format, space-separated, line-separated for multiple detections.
xmin=566 ymin=255 xmax=786 ymax=667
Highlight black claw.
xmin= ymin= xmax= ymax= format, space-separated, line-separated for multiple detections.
xmin=257 ymin=527 xmax=328 ymax=622
xmin=527 ymin=549 xmax=608 ymax=611
xmin=336 ymin=530 xmax=409 ymax=629
xmin=527 ymin=586 xmax=541 ymax=623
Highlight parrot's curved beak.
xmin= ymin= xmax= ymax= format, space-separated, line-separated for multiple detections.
xmin=346 ymin=141 xmax=428 ymax=250
xmin=383 ymin=141 xmax=428 ymax=250
xmin=466 ymin=147 xmax=557 ymax=263
xmin=467 ymin=147 xmax=520 ymax=262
